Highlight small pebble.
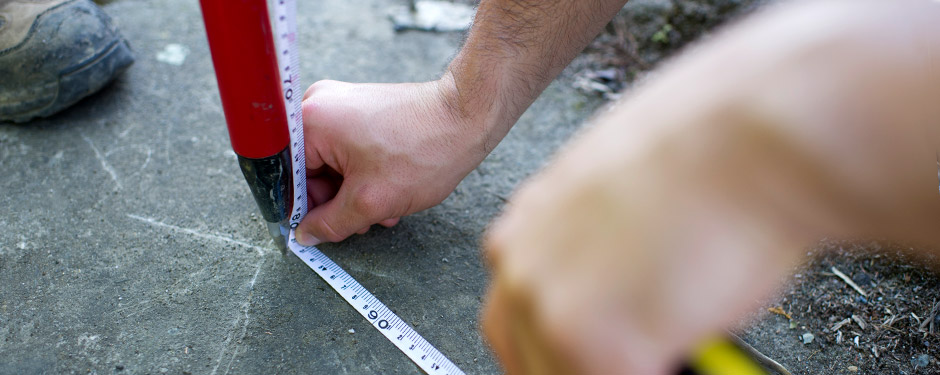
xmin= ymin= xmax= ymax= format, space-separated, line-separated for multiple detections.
xmin=801 ymin=332 xmax=814 ymax=344
xmin=912 ymin=354 xmax=930 ymax=368
xmin=847 ymin=366 xmax=858 ymax=372
xmin=348 ymin=329 xmax=355 ymax=334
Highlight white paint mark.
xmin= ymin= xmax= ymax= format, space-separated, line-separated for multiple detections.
xmin=156 ymin=44 xmax=190 ymax=66
xmin=81 ymin=134 xmax=122 ymax=190
xmin=126 ymin=214 xmax=268 ymax=256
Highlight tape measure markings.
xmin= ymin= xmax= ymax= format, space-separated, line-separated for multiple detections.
xmin=288 ymin=234 xmax=465 ymax=375
xmin=271 ymin=1 xmax=465 ymax=373
xmin=272 ymin=0 xmax=307 ymax=230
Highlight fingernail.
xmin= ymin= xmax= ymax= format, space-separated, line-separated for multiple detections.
xmin=295 ymin=230 xmax=321 ymax=246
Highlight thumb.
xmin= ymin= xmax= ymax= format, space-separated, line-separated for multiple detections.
xmin=295 ymin=183 xmax=382 ymax=246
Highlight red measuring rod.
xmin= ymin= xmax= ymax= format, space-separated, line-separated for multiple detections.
xmin=200 ymin=0 xmax=293 ymax=249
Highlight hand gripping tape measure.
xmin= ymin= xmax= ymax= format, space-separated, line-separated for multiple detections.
xmin=199 ymin=1 xmax=464 ymax=374
xmin=198 ymin=1 xmax=777 ymax=374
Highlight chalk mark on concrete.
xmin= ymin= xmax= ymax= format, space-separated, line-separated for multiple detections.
xmin=81 ymin=133 xmax=122 ymax=190
xmin=104 ymin=144 xmax=154 ymax=179
xmin=118 ymin=121 xmax=140 ymax=138
xmin=164 ymin=120 xmax=175 ymax=166
xmin=213 ymin=259 xmax=265 ymax=375
xmin=110 ymin=298 xmax=153 ymax=316
xmin=141 ymin=147 xmax=153 ymax=173
xmin=126 ymin=214 xmax=269 ymax=256
xmin=126 ymin=214 xmax=273 ymax=375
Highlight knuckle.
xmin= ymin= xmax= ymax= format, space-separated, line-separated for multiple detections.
xmin=316 ymin=216 xmax=348 ymax=243
xmin=482 ymin=220 xmax=509 ymax=266
xmin=301 ymin=81 xmax=338 ymax=122
xmin=350 ymin=185 xmax=391 ymax=222
xmin=301 ymin=96 xmax=323 ymax=124
xmin=302 ymin=79 xmax=335 ymax=100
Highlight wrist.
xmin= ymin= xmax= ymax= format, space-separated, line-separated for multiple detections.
xmin=438 ymin=64 xmax=521 ymax=156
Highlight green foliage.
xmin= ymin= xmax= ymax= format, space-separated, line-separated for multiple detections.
xmin=651 ymin=24 xmax=674 ymax=44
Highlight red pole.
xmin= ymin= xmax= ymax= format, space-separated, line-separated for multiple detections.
xmin=200 ymin=0 xmax=289 ymax=159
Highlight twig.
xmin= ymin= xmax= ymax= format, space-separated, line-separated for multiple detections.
xmin=831 ymin=266 xmax=868 ymax=297
xmin=918 ymin=300 xmax=939 ymax=333
xmin=768 ymin=307 xmax=792 ymax=320
xmin=728 ymin=333 xmax=794 ymax=375
xmin=881 ymin=314 xmax=898 ymax=329
xmin=831 ymin=318 xmax=852 ymax=332
xmin=807 ymin=349 xmax=822 ymax=360
xmin=851 ymin=315 xmax=867 ymax=331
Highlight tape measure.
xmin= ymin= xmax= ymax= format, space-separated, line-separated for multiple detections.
xmin=272 ymin=1 xmax=465 ymax=374
xmin=273 ymin=0 xmax=307 ymax=232
xmin=288 ymin=232 xmax=465 ymax=375
xmin=205 ymin=1 xmax=776 ymax=374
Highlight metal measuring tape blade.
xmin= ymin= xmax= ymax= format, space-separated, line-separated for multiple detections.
xmin=243 ymin=0 xmax=464 ymax=373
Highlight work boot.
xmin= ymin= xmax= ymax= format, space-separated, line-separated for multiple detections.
xmin=0 ymin=0 xmax=134 ymax=123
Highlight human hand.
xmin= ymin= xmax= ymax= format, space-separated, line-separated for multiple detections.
xmin=479 ymin=2 xmax=857 ymax=372
xmin=295 ymin=76 xmax=490 ymax=245
xmin=480 ymin=113 xmax=808 ymax=374
xmin=481 ymin=0 xmax=940 ymax=372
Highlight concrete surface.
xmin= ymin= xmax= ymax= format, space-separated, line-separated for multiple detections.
xmin=0 ymin=0 xmax=602 ymax=374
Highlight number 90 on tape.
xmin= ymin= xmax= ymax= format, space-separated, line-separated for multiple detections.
xmin=289 ymin=233 xmax=465 ymax=375
xmin=273 ymin=0 xmax=463 ymax=371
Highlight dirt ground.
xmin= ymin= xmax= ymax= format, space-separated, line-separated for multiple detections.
xmin=739 ymin=242 xmax=940 ymax=374
xmin=571 ymin=1 xmax=940 ymax=374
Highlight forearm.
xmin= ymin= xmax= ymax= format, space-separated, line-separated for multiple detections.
xmin=483 ymin=4 xmax=940 ymax=372
xmin=713 ymin=0 xmax=940 ymax=248
xmin=592 ymin=0 xmax=940 ymax=249
xmin=443 ymin=0 xmax=628 ymax=152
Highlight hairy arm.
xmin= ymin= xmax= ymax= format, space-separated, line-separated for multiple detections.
xmin=295 ymin=0 xmax=627 ymax=245
xmin=482 ymin=1 xmax=940 ymax=373
xmin=445 ymin=0 xmax=628 ymax=153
